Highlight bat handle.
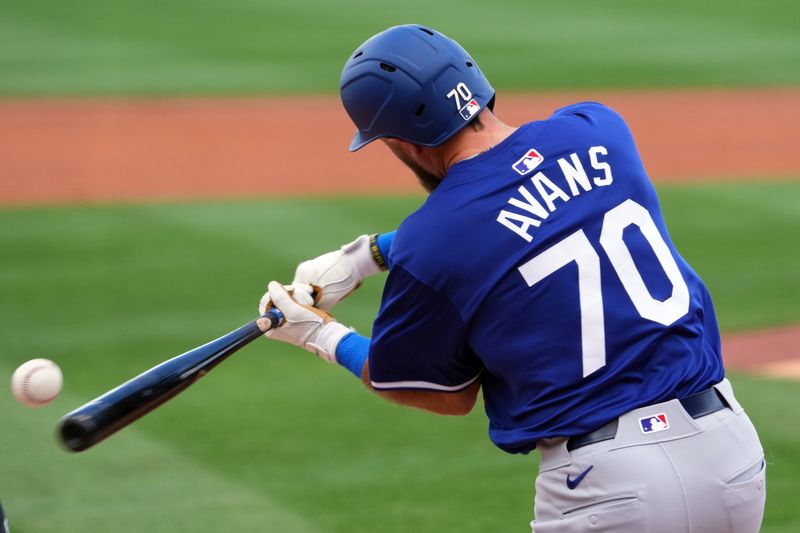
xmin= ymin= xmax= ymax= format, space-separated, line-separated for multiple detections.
xmin=257 ymin=289 xmax=316 ymax=332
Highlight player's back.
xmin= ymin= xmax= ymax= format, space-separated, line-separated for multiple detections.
xmin=388 ymin=102 xmax=724 ymax=453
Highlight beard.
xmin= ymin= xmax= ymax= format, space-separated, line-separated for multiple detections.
xmin=385 ymin=143 xmax=442 ymax=193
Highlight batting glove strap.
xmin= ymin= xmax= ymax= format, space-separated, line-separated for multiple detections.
xmin=341 ymin=234 xmax=384 ymax=278
xmin=306 ymin=322 xmax=354 ymax=364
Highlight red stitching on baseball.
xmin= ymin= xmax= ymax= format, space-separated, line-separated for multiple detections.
xmin=20 ymin=364 xmax=59 ymax=405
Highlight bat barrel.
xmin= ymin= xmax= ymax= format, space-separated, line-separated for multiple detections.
xmin=57 ymin=310 xmax=283 ymax=452
xmin=58 ymin=368 xmax=200 ymax=452
xmin=59 ymin=413 xmax=97 ymax=452
xmin=60 ymin=405 xmax=123 ymax=453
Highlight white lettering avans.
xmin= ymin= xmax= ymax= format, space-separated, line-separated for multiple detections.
xmin=496 ymin=211 xmax=541 ymax=243
xmin=589 ymin=146 xmax=613 ymax=186
xmin=496 ymin=146 xmax=616 ymax=242
xmin=558 ymin=153 xmax=592 ymax=196
xmin=531 ymin=172 xmax=570 ymax=212
xmin=508 ymin=185 xmax=550 ymax=219
xmin=497 ymin=184 xmax=549 ymax=242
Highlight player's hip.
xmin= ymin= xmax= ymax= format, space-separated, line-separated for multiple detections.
xmin=532 ymin=379 xmax=765 ymax=533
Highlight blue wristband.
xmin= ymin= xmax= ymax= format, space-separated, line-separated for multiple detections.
xmin=336 ymin=332 xmax=370 ymax=378
xmin=376 ymin=231 xmax=396 ymax=270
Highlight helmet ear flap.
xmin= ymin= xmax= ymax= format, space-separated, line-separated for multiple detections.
xmin=340 ymin=25 xmax=495 ymax=151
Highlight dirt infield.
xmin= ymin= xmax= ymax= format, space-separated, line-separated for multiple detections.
xmin=1 ymin=88 xmax=798 ymax=204
xmin=723 ymin=325 xmax=800 ymax=379
xmin=0 ymin=88 xmax=798 ymax=376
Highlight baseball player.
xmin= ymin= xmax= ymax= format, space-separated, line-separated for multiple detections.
xmin=0 ymin=499 xmax=8 ymax=533
xmin=260 ymin=25 xmax=766 ymax=532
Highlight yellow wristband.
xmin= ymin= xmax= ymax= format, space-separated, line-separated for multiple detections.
xmin=369 ymin=234 xmax=388 ymax=271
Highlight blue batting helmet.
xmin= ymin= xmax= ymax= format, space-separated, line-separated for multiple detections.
xmin=340 ymin=25 xmax=495 ymax=151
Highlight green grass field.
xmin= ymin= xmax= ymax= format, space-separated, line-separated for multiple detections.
xmin=1 ymin=183 xmax=799 ymax=532
xmin=2 ymin=0 xmax=799 ymax=95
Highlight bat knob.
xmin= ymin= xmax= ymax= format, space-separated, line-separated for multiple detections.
xmin=256 ymin=308 xmax=284 ymax=333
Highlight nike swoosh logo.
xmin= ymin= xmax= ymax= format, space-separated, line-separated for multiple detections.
xmin=566 ymin=465 xmax=594 ymax=490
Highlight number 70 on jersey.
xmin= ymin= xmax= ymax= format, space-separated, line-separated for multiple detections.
xmin=518 ymin=199 xmax=690 ymax=377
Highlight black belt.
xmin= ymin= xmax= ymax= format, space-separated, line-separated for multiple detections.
xmin=566 ymin=387 xmax=730 ymax=452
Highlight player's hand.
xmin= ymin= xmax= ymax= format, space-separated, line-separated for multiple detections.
xmin=291 ymin=234 xmax=384 ymax=311
xmin=258 ymin=282 xmax=315 ymax=316
xmin=263 ymin=281 xmax=353 ymax=363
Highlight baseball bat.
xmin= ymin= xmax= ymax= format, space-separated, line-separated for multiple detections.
xmin=57 ymin=309 xmax=284 ymax=453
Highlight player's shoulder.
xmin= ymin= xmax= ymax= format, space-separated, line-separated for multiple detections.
xmin=389 ymin=196 xmax=474 ymax=287
xmin=545 ymin=101 xmax=635 ymax=149
xmin=551 ymin=101 xmax=621 ymax=119
xmin=390 ymin=201 xmax=446 ymax=264
xmin=548 ymin=101 xmax=629 ymax=129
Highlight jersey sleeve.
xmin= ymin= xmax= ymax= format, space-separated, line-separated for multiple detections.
xmin=368 ymin=265 xmax=483 ymax=391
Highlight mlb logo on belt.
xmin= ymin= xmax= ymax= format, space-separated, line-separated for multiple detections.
xmin=512 ymin=148 xmax=544 ymax=175
xmin=459 ymin=99 xmax=481 ymax=120
xmin=639 ymin=413 xmax=670 ymax=434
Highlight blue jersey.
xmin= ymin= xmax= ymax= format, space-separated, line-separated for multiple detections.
xmin=367 ymin=102 xmax=724 ymax=454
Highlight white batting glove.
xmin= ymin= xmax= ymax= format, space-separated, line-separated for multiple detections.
xmin=262 ymin=281 xmax=353 ymax=363
xmin=258 ymin=282 xmax=315 ymax=316
xmin=292 ymin=234 xmax=385 ymax=311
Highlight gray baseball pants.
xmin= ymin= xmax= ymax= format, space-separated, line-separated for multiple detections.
xmin=531 ymin=379 xmax=765 ymax=532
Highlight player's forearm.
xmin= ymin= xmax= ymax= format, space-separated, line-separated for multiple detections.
xmin=336 ymin=332 xmax=479 ymax=416
xmin=361 ymin=364 xmax=480 ymax=415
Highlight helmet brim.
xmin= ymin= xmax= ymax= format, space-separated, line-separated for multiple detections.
xmin=349 ymin=130 xmax=378 ymax=152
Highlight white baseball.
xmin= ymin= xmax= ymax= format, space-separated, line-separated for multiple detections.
xmin=11 ymin=358 xmax=63 ymax=408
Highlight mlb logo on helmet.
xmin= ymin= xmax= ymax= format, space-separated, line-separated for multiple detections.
xmin=512 ymin=148 xmax=544 ymax=175
xmin=459 ymin=99 xmax=481 ymax=120
xmin=639 ymin=413 xmax=670 ymax=434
